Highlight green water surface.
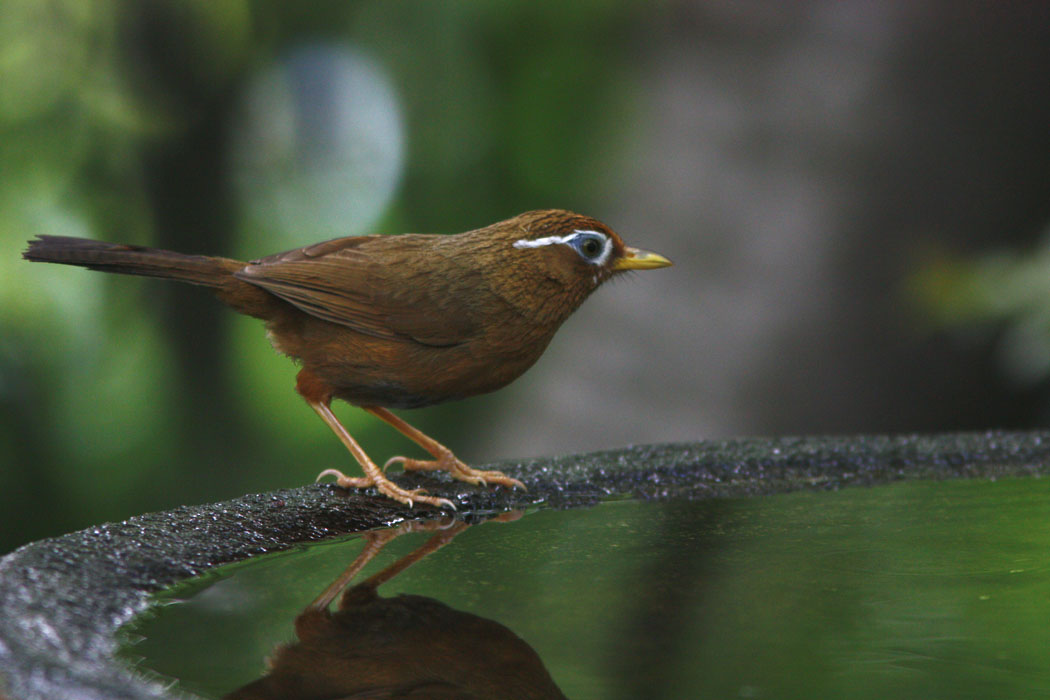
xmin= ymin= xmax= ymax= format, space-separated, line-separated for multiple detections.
xmin=119 ymin=477 xmax=1050 ymax=699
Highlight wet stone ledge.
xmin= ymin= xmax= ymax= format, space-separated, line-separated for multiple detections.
xmin=1 ymin=430 xmax=1049 ymax=700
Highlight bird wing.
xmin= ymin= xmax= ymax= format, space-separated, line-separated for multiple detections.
xmin=234 ymin=234 xmax=482 ymax=347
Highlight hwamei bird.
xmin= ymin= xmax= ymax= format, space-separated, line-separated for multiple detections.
xmin=24 ymin=209 xmax=672 ymax=509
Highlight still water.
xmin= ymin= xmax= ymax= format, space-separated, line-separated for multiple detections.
xmin=120 ymin=478 xmax=1050 ymax=699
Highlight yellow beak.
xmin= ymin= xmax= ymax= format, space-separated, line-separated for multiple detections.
xmin=613 ymin=246 xmax=673 ymax=271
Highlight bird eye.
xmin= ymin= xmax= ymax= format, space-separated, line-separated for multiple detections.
xmin=572 ymin=232 xmax=609 ymax=264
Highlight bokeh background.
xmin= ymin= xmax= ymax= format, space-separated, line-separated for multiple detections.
xmin=2 ymin=1 xmax=1049 ymax=555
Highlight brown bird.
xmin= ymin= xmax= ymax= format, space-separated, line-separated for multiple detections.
xmin=23 ymin=210 xmax=671 ymax=509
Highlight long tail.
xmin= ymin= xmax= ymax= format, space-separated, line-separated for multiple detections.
xmin=23 ymin=235 xmax=243 ymax=286
xmin=23 ymin=236 xmax=276 ymax=318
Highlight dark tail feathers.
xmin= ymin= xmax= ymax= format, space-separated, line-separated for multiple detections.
xmin=23 ymin=236 xmax=243 ymax=288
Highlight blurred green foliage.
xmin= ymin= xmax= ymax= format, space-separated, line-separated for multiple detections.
xmin=0 ymin=0 xmax=648 ymax=553
xmin=911 ymin=230 xmax=1050 ymax=386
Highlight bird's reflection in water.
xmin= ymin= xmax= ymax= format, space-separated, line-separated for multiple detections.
xmin=224 ymin=512 xmax=567 ymax=700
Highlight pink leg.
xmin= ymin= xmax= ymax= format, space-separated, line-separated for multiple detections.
xmin=363 ymin=406 xmax=526 ymax=491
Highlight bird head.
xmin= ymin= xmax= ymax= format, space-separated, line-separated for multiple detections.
xmin=503 ymin=209 xmax=671 ymax=292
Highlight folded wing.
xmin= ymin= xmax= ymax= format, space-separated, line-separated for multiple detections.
xmin=235 ymin=234 xmax=481 ymax=348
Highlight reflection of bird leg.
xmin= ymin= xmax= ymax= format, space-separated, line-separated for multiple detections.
xmin=348 ymin=512 xmax=525 ymax=604
xmin=308 ymin=517 xmax=458 ymax=611
xmin=308 ymin=530 xmax=396 ymax=612
xmin=309 ymin=512 xmax=524 ymax=613
xmin=355 ymin=521 xmax=471 ymax=594
xmin=230 ymin=509 xmax=557 ymax=700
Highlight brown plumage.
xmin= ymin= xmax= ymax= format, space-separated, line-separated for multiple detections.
xmin=23 ymin=209 xmax=671 ymax=508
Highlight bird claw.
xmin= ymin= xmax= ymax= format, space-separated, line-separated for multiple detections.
xmin=385 ymin=452 xmax=526 ymax=491
xmin=316 ymin=467 xmax=349 ymax=483
xmin=315 ymin=468 xmax=456 ymax=511
xmin=382 ymin=455 xmax=411 ymax=473
xmin=431 ymin=497 xmax=457 ymax=510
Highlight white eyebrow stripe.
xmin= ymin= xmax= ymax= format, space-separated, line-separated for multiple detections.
xmin=513 ymin=234 xmax=576 ymax=249
xmin=512 ymin=229 xmax=613 ymax=267
xmin=513 ymin=229 xmax=606 ymax=247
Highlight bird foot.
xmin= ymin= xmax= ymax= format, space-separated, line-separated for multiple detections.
xmin=383 ymin=453 xmax=526 ymax=491
xmin=316 ymin=468 xmax=456 ymax=510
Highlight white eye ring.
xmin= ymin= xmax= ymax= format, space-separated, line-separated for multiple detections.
xmin=513 ymin=229 xmax=613 ymax=266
